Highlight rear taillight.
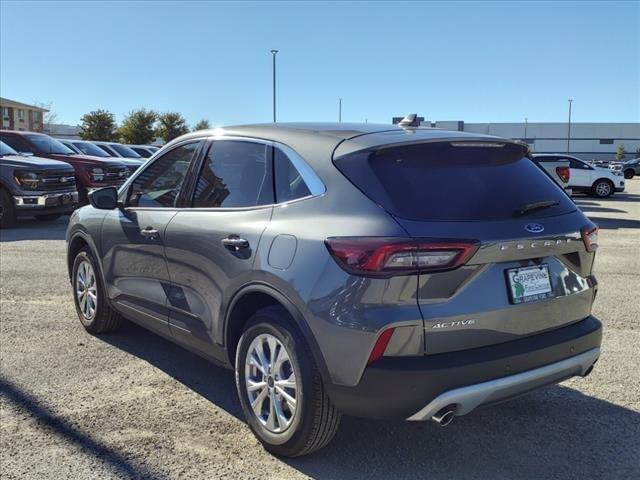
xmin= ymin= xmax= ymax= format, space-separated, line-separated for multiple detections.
xmin=581 ymin=223 xmax=599 ymax=252
xmin=556 ymin=166 xmax=571 ymax=183
xmin=325 ymin=237 xmax=478 ymax=277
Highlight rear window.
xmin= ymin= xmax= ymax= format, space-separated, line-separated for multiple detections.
xmin=334 ymin=142 xmax=576 ymax=221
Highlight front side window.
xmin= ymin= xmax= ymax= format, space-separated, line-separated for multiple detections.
xmin=128 ymin=142 xmax=199 ymax=208
xmin=96 ymin=144 xmax=116 ymax=156
xmin=274 ymin=148 xmax=311 ymax=203
xmin=111 ymin=144 xmax=141 ymax=158
xmin=25 ymin=134 xmax=74 ymax=154
xmin=73 ymin=141 xmax=109 ymax=157
xmin=192 ymin=141 xmax=271 ymax=208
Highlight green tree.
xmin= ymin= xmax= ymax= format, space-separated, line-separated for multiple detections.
xmin=79 ymin=109 xmax=117 ymax=141
xmin=156 ymin=112 xmax=189 ymax=142
xmin=192 ymin=119 xmax=211 ymax=131
xmin=118 ymin=109 xmax=157 ymax=144
xmin=616 ymin=144 xmax=626 ymax=161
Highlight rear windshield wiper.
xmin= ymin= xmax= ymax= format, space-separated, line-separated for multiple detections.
xmin=514 ymin=200 xmax=559 ymax=217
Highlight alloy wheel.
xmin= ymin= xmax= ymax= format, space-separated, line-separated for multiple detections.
xmin=595 ymin=182 xmax=611 ymax=197
xmin=244 ymin=333 xmax=299 ymax=434
xmin=76 ymin=260 xmax=98 ymax=320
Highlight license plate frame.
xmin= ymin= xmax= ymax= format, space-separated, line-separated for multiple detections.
xmin=506 ymin=264 xmax=554 ymax=304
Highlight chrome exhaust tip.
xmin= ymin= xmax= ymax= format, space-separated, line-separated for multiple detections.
xmin=431 ymin=406 xmax=456 ymax=427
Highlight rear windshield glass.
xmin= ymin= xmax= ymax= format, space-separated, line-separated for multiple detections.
xmin=334 ymin=142 xmax=576 ymax=221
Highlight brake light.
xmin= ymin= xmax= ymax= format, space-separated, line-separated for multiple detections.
xmin=367 ymin=328 xmax=395 ymax=365
xmin=581 ymin=223 xmax=599 ymax=252
xmin=556 ymin=166 xmax=571 ymax=183
xmin=325 ymin=237 xmax=478 ymax=277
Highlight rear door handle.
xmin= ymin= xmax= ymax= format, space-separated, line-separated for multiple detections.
xmin=140 ymin=227 xmax=159 ymax=239
xmin=222 ymin=235 xmax=250 ymax=251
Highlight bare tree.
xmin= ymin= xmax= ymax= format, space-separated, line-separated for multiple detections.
xmin=32 ymin=100 xmax=59 ymax=126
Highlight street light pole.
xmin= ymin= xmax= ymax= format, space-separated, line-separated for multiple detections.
xmin=524 ymin=117 xmax=528 ymax=141
xmin=567 ymin=99 xmax=573 ymax=154
xmin=270 ymin=50 xmax=278 ymax=123
xmin=338 ymin=98 xmax=342 ymax=123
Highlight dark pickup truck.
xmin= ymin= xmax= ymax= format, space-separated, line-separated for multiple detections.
xmin=0 ymin=141 xmax=79 ymax=227
xmin=0 ymin=130 xmax=129 ymax=204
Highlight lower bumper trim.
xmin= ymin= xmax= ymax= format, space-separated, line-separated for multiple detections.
xmin=406 ymin=347 xmax=600 ymax=421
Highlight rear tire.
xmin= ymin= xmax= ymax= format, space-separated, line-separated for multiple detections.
xmin=591 ymin=179 xmax=614 ymax=198
xmin=235 ymin=306 xmax=341 ymax=457
xmin=72 ymin=247 xmax=122 ymax=334
xmin=0 ymin=188 xmax=15 ymax=228
xmin=624 ymin=169 xmax=635 ymax=179
xmin=35 ymin=214 xmax=62 ymax=221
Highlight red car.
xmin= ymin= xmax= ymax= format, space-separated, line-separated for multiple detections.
xmin=0 ymin=130 xmax=129 ymax=204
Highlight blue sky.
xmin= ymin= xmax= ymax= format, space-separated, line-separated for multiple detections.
xmin=1 ymin=1 xmax=638 ymax=126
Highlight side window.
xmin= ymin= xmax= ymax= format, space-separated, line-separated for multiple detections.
xmin=192 ymin=141 xmax=271 ymax=208
xmin=127 ymin=142 xmax=199 ymax=208
xmin=274 ymin=148 xmax=311 ymax=203
xmin=96 ymin=144 xmax=113 ymax=155
xmin=1 ymin=135 xmax=31 ymax=153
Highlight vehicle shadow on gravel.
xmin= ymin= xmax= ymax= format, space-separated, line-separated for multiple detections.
xmin=0 ymin=217 xmax=68 ymax=242
xmin=98 ymin=323 xmax=639 ymax=480
xmin=0 ymin=377 xmax=170 ymax=480
xmin=99 ymin=321 xmax=243 ymax=419
xmin=588 ymin=216 xmax=640 ymax=230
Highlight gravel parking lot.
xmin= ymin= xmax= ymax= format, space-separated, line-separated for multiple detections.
xmin=1 ymin=181 xmax=639 ymax=480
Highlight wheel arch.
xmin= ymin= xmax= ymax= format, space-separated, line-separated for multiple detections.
xmin=224 ymin=283 xmax=331 ymax=384
xmin=67 ymin=232 xmax=105 ymax=287
xmin=592 ymin=177 xmax=614 ymax=187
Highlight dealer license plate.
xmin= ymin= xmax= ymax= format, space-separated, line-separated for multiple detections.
xmin=506 ymin=265 xmax=553 ymax=304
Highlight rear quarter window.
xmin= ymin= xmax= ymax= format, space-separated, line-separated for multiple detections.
xmin=334 ymin=142 xmax=576 ymax=221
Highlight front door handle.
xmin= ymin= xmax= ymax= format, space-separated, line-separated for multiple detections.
xmin=140 ymin=226 xmax=159 ymax=239
xmin=222 ymin=234 xmax=250 ymax=251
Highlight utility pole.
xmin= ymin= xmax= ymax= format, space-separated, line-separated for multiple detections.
xmin=524 ymin=117 xmax=528 ymax=140
xmin=567 ymin=99 xmax=573 ymax=154
xmin=338 ymin=98 xmax=342 ymax=123
xmin=270 ymin=50 xmax=278 ymax=122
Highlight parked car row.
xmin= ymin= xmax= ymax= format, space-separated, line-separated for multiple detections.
xmin=0 ymin=129 xmax=158 ymax=226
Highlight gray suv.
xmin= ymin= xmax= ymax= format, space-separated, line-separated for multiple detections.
xmin=66 ymin=123 xmax=602 ymax=457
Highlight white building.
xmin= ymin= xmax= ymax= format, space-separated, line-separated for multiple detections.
xmin=408 ymin=120 xmax=640 ymax=161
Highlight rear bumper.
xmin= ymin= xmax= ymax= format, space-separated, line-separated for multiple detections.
xmin=326 ymin=316 xmax=602 ymax=420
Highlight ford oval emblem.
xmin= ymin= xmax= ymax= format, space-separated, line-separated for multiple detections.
xmin=525 ymin=223 xmax=545 ymax=233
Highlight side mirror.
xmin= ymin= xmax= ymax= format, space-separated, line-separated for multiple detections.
xmin=89 ymin=186 xmax=118 ymax=210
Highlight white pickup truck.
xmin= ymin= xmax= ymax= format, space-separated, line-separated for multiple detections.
xmin=533 ymin=154 xmax=625 ymax=198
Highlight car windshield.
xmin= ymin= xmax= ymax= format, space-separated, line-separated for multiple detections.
xmin=25 ymin=134 xmax=75 ymax=155
xmin=0 ymin=141 xmax=18 ymax=156
xmin=111 ymin=144 xmax=141 ymax=158
xmin=73 ymin=141 xmax=110 ymax=157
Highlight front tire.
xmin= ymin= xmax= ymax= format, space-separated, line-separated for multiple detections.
xmin=72 ymin=248 xmax=122 ymax=334
xmin=591 ymin=179 xmax=614 ymax=198
xmin=624 ymin=169 xmax=635 ymax=179
xmin=235 ymin=306 xmax=341 ymax=457
xmin=0 ymin=188 xmax=15 ymax=228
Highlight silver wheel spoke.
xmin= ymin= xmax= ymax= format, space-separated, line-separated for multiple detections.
xmin=275 ymin=373 xmax=296 ymax=390
xmin=273 ymin=391 xmax=290 ymax=428
xmin=247 ymin=379 xmax=266 ymax=392
xmin=251 ymin=387 xmax=268 ymax=417
xmin=275 ymin=385 xmax=297 ymax=411
xmin=265 ymin=392 xmax=277 ymax=430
